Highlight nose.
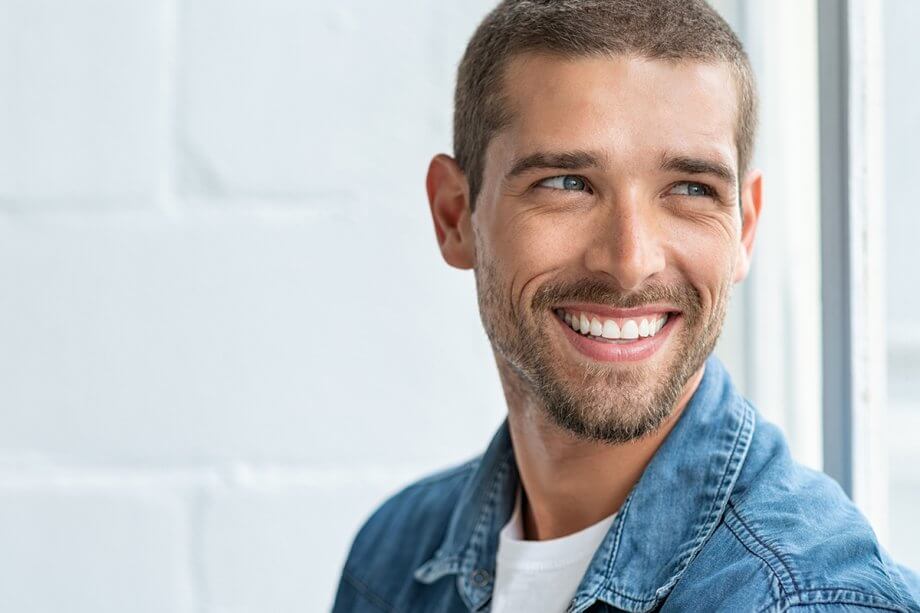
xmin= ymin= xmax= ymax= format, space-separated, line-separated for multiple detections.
xmin=582 ymin=194 xmax=666 ymax=291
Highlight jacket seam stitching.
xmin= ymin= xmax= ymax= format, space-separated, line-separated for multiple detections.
xmin=796 ymin=587 xmax=904 ymax=600
xmin=728 ymin=501 xmax=800 ymax=593
xmin=342 ymin=569 xmax=394 ymax=612
xmin=762 ymin=588 xmax=906 ymax=612
xmin=724 ymin=517 xmax=790 ymax=601
xmin=784 ymin=600 xmax=904 ymax=612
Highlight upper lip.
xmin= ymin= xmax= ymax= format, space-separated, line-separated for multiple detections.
xmin=554 ymin=302 xmax=680 ymax=318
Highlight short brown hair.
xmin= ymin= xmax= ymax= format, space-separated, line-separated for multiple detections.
xmin=454 ymin=0 xmax=758 ymax=209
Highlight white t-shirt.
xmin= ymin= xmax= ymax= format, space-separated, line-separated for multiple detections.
xmin=491 ymin=490 xmax=617 ymax=613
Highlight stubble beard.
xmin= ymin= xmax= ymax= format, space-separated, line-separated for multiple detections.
xmin=474 ymin=256 xmax=733 ymax=444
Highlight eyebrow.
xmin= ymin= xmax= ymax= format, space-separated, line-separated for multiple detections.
xmin=660 ymin=154 xmax=737 ymax=186
xmin=506 ymin=150 xmax=603 ymax=179
xmin=504 ymin=149 xmax=738 ymax=187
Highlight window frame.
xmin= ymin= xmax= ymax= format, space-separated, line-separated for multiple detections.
xmin=817 ymin=0 xmax=888 ymax=541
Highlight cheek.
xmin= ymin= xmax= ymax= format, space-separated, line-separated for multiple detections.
xmin=499 ymin=206 xmax=584 ymax=256
xmin=661 ymin=216 xmax=738 ymax=308
xmin=661 ymin=206 xmax=738 ymax=253
xmin=487 ymin=209 xmax=586 ymax=294
xmin=672 ymin=227 xmax=735 ymax=270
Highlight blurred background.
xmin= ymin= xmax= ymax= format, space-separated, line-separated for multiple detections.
xmin=0 ymin=0 xmax=916 ymax=611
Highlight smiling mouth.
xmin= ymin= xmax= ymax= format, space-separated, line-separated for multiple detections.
xmin=553 ymin=307 xmax=677 ymax=344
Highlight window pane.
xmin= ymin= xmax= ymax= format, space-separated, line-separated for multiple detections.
xmin=883 ymin=0 xmax=920 ymax=569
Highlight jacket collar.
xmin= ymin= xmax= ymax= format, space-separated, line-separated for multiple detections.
xmin=414 ymin=355 xmax=755 ymax=612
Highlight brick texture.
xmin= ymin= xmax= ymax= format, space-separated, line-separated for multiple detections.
xmin=0 ymin=1 xmax=499 ymax=609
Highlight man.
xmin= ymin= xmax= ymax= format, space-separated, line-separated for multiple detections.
xmin=333 ymin=0 xmax=920 ymax=611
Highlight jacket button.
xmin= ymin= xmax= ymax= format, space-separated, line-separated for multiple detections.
xmin=471 ymin=568 xmax=491 ymax=587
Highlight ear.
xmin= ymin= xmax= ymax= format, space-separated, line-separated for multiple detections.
xmin=732 ymin=169 xmax=763 ymax=283
xmin=426 ymin=154 xmax=475 ymax=270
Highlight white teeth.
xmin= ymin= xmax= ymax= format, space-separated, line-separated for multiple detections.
xmin=602 ymin=319 xmax=620 ymax=339
xmin=639 ymin=319 xmax=650 ymax=338
xmin=621 ymin=320 xmax=639 ymax=340
xmin=590 ymin=318 xmax=603 ymax=336
xmin=560 ymin=310 xmax=671 ymax=341
xmin=657 ymin=315 xmax=669 ymax=333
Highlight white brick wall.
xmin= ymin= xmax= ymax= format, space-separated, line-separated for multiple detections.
xmin=0 ymin=1 xmax=502 ymax=610
xmin=0 ymin=0 xmax=164 ymax=204
xmin=0 ymin=488 xmax=193 ymax=613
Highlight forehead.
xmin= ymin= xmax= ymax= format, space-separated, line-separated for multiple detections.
xmin=493 ymin=53 xmax=738 ymax=170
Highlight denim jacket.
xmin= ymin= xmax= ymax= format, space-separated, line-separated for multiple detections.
xmin=333 ymin=357 xmax=920 ymax=612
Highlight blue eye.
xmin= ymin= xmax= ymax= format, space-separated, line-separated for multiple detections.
xmin=538 ymin=175 xmax=589 ymax=191
xmin=669 ymin=182 xmax=713 ymax=197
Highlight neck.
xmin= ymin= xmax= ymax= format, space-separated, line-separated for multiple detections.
xmin=497 ymin=359 xmax=705 ymax=541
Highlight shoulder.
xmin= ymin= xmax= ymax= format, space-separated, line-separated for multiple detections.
xmin=674 ymin=414 xmax=918 ymax=611
xmin=333 ymin=458 xmax=478 ymax=611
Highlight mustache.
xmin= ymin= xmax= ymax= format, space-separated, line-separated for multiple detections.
xmin=531 ymin=277 xmax=702 ymax=315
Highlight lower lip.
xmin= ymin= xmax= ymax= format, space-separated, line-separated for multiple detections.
xmin=555 ymin=311 xmax=679 ymax=362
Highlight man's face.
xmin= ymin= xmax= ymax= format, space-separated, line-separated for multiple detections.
xmin=464 ymin=54 xmax=760 ymax=443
